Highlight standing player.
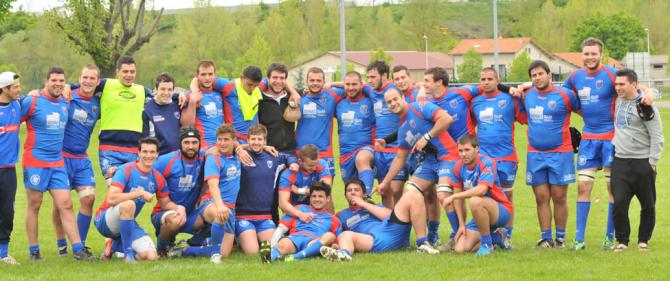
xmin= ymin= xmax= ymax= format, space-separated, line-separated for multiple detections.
xmin=143 ymin=73 xmax=188 ymax=155
xmin=260 ymin=182 xmax=340 ymax=263
xmin=336 ymin=71 xmax=376 ymax=195
xmin=524 ymin=60 xmax=580 ymax=248
xmin=392 ymin=65 xmax=421 ymax=102
xmin=52 ymin=65 xmax=101 ymax=256
xmin=22 ymin=67 xmax=94 ymax=260
xmin=0 ymin=71 xmax=21 ymax=264
xmin=95 ymin=137 xmax=185 ymax=264
xmin=442 ymin=135 xmax=513 ymax=256
xmin=181 ymin=60 xmax=225 ymax=147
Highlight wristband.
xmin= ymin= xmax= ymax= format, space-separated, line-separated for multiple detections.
xmin=423 ymin=133 xmax=432 ymax=141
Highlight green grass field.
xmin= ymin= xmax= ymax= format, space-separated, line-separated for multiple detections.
xmin=3 ymin=110 xmax=669 ymax=281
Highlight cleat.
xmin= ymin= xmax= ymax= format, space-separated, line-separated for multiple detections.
xmin=74 ymin=247 xmax=96 ymax=261
xmin=614 ymin=243 xmax=628 ymax=252
xmin=535 ymin=239 xmax=554 ymax=249
xmin=554 ymin=238 xmax=565 ymax=249
xmin=570 ymin=240 xmax=586 ymax=251
xmin=168 ymin=241 xmax=188 ymax=258
xmin=29 ymin=250 xmax=43 ymax=261
xmin=210 ymin=253 xmax=222 ymax=264
xmin=601 ymin=237 xmax=615 ymax=251
xmin=437 ymin=238 xmax=455 ymax=252
xmin=476 ymin=244 xmax=493 ymax=257
xmin=157 ymin=247 xmax=168 ymax=258
xmin=58 ymin=245 xmax=68 ymax=256
xmin=416 ymin=241 xmax=440 ymax=254
xmin=259 ymin=241 xmax=271 ymax=264
xmin=335 ymin=251 xmax=352 ymax=262
xmin=124 ymin=254 xmax=137 ymax=265
xmin=320 ymin=246 xmax=339 ymax=261
xmin=495 ymin=228 xmax=513 ymax=250
xmin=1 ymin=256 xmax=19 ymax=265
xmin=100 ymin=238 xmax=113 ymax=260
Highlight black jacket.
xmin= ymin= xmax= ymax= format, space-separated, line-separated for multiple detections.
xmin=258 ymin=93 xmax=297 ymax=152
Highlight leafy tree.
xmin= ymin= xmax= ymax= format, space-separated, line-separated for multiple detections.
xmin=457 ymin=48 xmax=482 ymax=83
xmin=0 ymin=63 xmax=17 ymax=73
xmin=0 ymin=10 xmax=35 ymax=37
xmin=49 ymin=0 xmax=165 ymax=77
xmin=0 ymin=0 xmax=13 ymax=23
xmin=570 ymin=12 xmax=646 ymax=60
xmin=507 ymin=52 xmax=532 ymax=82
xmin=370 ymin=48 xmax=393 ymax=65
xmin=233 ymin=35 xmax=274 ymax=77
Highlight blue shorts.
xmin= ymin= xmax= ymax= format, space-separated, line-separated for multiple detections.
xmin=322 ymin=157 xmax=336 ymax=178
xmin=23 ymin=167 xmax=70 ymax=192
xmin=526 ymin=152 xmax=575 ymax=186
xmin=370 ymin=216 xmax=411 ymax=253
xmin=412 ymin=153 xmax=455 ymax=183
xmin=94 ymin=207 xmax=148 ymax=240
xmin=286 ymin=234 xmax=315 ymax=252
xmin=99 ymin=149 xmax=137 ymax=178
xmin=465 ymin=202 xmax=512 ymax=232
xmin=64 ymin=156 xmax=96 ymax=188
xmin=151 ymin=204 xmax=206 ymax=235
xmin=234 ymin=217 xmax=276 ymax=237
xmin=199 ymin=199 xmax=236 ymax=234
xmin=374 ymin=151 xmax=409 ymax=181
xmin=341 ymin=146 xmax=374 ymax=182
xmin=496 ymin=161 xmax=518 ymax=186
xmin=577 ymin=139 xmax=614 ymax=170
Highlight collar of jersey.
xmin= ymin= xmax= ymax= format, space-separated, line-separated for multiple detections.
xmin=584 ymin=65 xmax=605 ymax=76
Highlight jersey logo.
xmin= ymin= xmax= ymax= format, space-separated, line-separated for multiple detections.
xmin=238 ymin=220 xmax=250 ymax=227
xmin=373 ymin=101 xmax=383 ymax=115
xmin=30 ymin=175 xmax=41 ymax=186
xmin=578 ymin=155 xmax=587 ymax=166
xmin=119 ymin=91 xmax=136 ymax=100
xmin=341 ymin=111 xmax=355 ymax=127
xmin=92 ymin=106 xmax=99 ymax=115
xmin=226 ymin=165 xmax=239 ymax=178
xmin=596 ymin=80 xmax=604 ymax=89
xmin=479 ymin=107 xmax=494 ymax=124
xmin=449 ymin=99 xmax=458 ymax=109
xmin=498 ymin=99 xmax=507 ymax=109
xmin=267 ymin=160 xmax=273 ymax=168
xmin=204 ymin=102 xmax=219 ymax=117
xmin=320 ymin=96 xmax=328 ymax=105
xmin=360 ymin=104 xmax=368 ymax=114
xmin=173 ymin=111 xmax=180 ymax=119
xmin=178 ymin=175 xmax=194 ymax=191
xmin=409 ymin=119 xmax=416 ymax=128
xmin=526 ymin=171 xmax=533 ymax=183
xmin=548 ymin=100 xmax=557 ymax=110
xmin=303 ymin=102 xmax=317 ymax=116
xmin=46 ymin=112 xmax=62 ymax=129
xmin=152 ymin=115 xmax=165 ymax=122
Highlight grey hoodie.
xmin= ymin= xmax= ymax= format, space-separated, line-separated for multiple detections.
xmin=612 ymin=91 xmax=664 ymax=165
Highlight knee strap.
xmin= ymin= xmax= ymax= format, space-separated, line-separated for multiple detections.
xmin=77 ymin=188 xmax=96 ymax=199
xmin=405 ymin=181 xmax=424 ymax=194
xmin=436 ymin=184 xmax=453 ymax=193
xmin=577 ymin=169 xmax=596 ymax=182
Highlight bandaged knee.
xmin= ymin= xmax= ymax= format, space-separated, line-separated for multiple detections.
xmin=405 ymin=181 xmax=424 ymax=194
xmin=77 ymin=188 xmax=96 ymax=199
xmin=436 ymin=184 xmax=453 ymax=193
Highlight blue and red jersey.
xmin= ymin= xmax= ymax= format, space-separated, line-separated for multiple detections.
xmin=563 ymin=65 xmax=617 ymax=140
xmin=151 ymin=150 xmax=206 ymax=216
xmin=96 ymin=161 xmax=168 ymax=217
xmin=403 ymin=84 xmax=423 ymax=103
xmin=397 ymin=101 xmax=458 ymax=161
xmin=0 ymin=100 xmax=20 ymax=168
xmin=278 ymin=159 xmax=332 ymax=205
xmin=450 ymin=155 xmax=512 ymax=213
xmin=363 ymin=83 xmax=401 ymax=151
xmin=213 ymin=78 xmax=261 ymax=142
xmin=188 ymin=85 xmax=225 ymax=147
xmin=471 ymin=90 xmax=527 ymax=162
xmin=296 ymin=88 xmax=345 ymax=158
xmin=236 ymin=151 xmax=297 ymax=219
xmin=63 ymin=89 xmax=100 ymax=158
xmin=430 ymin=86 xmax=477 ymax=142
xmin=335 ymin=94 xmax=375 ymax=163
xmin=337 ymin=206 xmax=383 ymax=234
xmin=202 ymin=152 xmax=241 ymax=208
xmin=21 ymin=91 xmax=69 ymax=168
xmin=280 ymin=204 xmax=342 ymax=238
xmin=523 ymin=85 xmax=580 ymax=152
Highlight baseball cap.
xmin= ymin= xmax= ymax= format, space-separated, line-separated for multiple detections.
xmin=0 ymin=72 xmax=19 ymax=88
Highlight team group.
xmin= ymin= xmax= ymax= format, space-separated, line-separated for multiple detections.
xmin=0 ymin=36 xmax=663 ymax=265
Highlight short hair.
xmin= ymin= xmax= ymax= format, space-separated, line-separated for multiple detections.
xmin=344 ymin=179 xmax=365 ymax=196
xmin=581 ymin=37 xmax=604 ymax=53
xmin=384 ymin=87 xmax=402 ymax=98
xmin=247 ymin=123 xmax=268 ymax=137
xmin=310 ymin=181 xmax=332 ymax=197
xmin=527 ymin=60 xmax=551 ymax=77
xmin=366 ymin=60 xmax=390 ymax=78
xmin=197 ymin=60 xmax=216 ymax=74
xmin=216 ymin=124 xmax=236 ymax=139
xmin=138 ymin=136 xmax=160 ymax=150
xmin=116 ymin=56 xmax=136 ymax=70
xmin=616 ymin=68 xmax=638 ymax=83
xmin=424 ymin=67 xmax=449 ymax=86
xmin=306 ymin=67 xmax=325 ymax=78
xmin=345 ymin=71 xmax=362 ymax=81
xmin=82 ymin=64 xmax=100 ymax=76
xmin=266 ymin=63 xmax=288 ymax=78
xmin=457 ymin=134 xmax=479 ymax=147
xmin=154 ymin=73 xmax=175 ymax=89
xmin=46 ymin=67 xmax=65 ymax=80
xmin=392 ymin=65 xmax=410 ymax=76
xmin=481 ymin=67 xmax=498 ymax=78
xmin=242 ymin=66 xmax=263 ymax=82
xmin=299 ymin=144 xmax=319 ymax=160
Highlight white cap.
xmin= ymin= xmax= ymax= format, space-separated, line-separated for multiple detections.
xmin=0 ymin=72 xmax=19 ymax=88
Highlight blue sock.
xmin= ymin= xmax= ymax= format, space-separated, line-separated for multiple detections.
xmin=0 ymin=243 xmax=8 ymax=258
xmin=111 ymin=238 xmax=122 ymax=253
xmin=415 ymin=236 xmax=427 ymax=247
xmin=157 ymin=238 xmax=171 ymax=249
xmin=293 ymin=241 xmax=322 ymax=260
xmin=504 ymin=226 xmax=514 ymax=238
xmin=271 ymin=247 xmax=281 ymax=261
xmin=72 ymin=242 xmax=84 ymax=254
xmin=77 ymin=213 xmax=92 ymax=246
xmin=119 ymin=219 xmax=135 ymax=256
xmin=575 ymin=201 xmax=590 ymax=242
xmin=606 ymin=202 xmax=615 ymax=240
xmin=481 ymin=234 xmax=493 ymax=247
xmin=541 ymin=229 xmax=552 ymax=240
xmin=57 ymin=239 xmax=67 ymax=248
xmin=359 ymin=169 xmax=375 ymax=196
xmin=447 ymin=211 xmax=459 ymax=238
xmin=210 ymin=222 xmax=225 ymax=255
xmin=427 ymin=220 xmax=440 ymax=244
xmin=182 ymin=246 xmax=211 ymax=256
xmin=491 ymin=230 xmax=503 ymax=245
xmin=29 ymin=245 xmax=40 ymax=255
xmin=340 ymin=249 xmax=352 ymax=256
xmin=556 ymin=228 xmax=566 ymax=240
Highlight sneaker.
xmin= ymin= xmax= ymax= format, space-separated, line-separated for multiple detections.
xmin=0 ymin=256 xmax=18 ymax=265
xmin=476 ymin=244 xmax=493 ymax=257
xmin=157 ymin=247 xmax=168 ymax=258
xmin=437 ymin=238 xmax=455 ymax=252
xmin=210 ymin=253 xmax=222 ymax=264
xmin=58 ymin=245 xmax=68 ymax=256
xmin=100 ymin=238 xmax=113 ymax=260
xmin=638 ymin=242 xmax=649 ymax=251
xmin=554 ymin=238 xmax=566 ymax=249
xmin=601 ymin=237 xmax=615 ymax=251
xmin=29 ymin=250 xmax=43 ymax=261
xmin=535 ymin=239 xmax=554 ymax=249
xmin=614 ymin=243 xmax=628 ymax=252
xmin=570 ymin=240 xmax=586 ymax=251
xmin=124 ymin=254 xmax=137 ymax=265
xmin=416 ymin=241 xmax=440 ymax=254
xmin=259 ymin=241 xmax=271 ymax=264
xmin=494 ymin=228 xmax=513 ymax=250
xmin=168 ymin=241 xmax=189 ymax=258
xmin=320 ymin=246 xmax=339 ymax=261
xmin=74 ymin=248 xmax=96 ymax=261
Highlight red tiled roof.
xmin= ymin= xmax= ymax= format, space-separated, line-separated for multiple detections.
xmin=449 ymin=37 xmax=532 ymax=55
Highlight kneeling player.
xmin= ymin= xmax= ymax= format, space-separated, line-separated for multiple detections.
xmin=442 ymin=135 xmax=513 ymax=256
xmin=95 ymin=137 xmax=186 ymax=264
xmin=260 ymin=182 xmax=340 ymax=263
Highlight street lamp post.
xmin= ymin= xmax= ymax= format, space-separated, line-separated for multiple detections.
xmin=493 ymin=0 xmax=499 ymax=73
xmin=424 ymin=34 xmax=428 ymax=70
xmin=339 ymin=0 xmax=346 ymax=81
xmin=645 ymin=27 xmax=651 ymax=86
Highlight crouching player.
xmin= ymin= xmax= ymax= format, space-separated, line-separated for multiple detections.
xmin=95 ymin=137 xmax=186 ymax=263
xmin=442 ymin=135 xmax=513 ymax=256
xmin=260 ymin=182 xmax=340 ymax=263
